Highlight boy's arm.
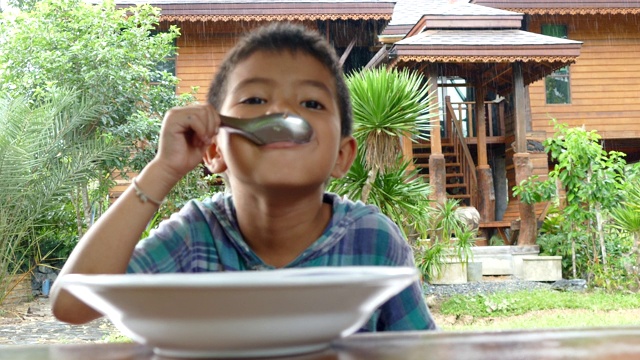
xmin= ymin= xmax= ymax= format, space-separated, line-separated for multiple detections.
xmin=50 ymin=104 xmax=219 ymax=324
xmin=49 ymin=163 xmax=174 ymax=324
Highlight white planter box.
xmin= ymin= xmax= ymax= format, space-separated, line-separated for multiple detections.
xmin=522 ymin=256 xmax=563 ymax=281
xmin=430 ymin=261 xmax=467 ymax=284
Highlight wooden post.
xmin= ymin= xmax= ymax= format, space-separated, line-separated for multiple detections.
xmin=428 ymin=64 xmax=442 ymax=155
xmin=475 ymin=78 xmax=495 ymax=223
xmin=475 ymin=79 xmax=487 ymax=167
xmin=513 ymin=61 xmax=536 ymax=246
xmin=514 ymin=62 xmax=527 ymax=154
xmin=427 ymin=64 xmax=446 ymax=205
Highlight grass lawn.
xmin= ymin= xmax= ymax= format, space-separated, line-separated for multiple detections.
xmin=430 ymin=289 xmax=640 ymax=331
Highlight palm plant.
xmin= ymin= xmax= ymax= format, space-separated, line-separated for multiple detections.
xmin=328 ymin=67 xmax=437 ymax=241
xmin=609 ymin=179 xmax=640 ymax=282
xmin=345 ymin=67 xmax=437 ymax=202
xmin=328 ymin=153 xmax=432 ymax=239
xmin=0 ymin=88 xmax=120 ymax=304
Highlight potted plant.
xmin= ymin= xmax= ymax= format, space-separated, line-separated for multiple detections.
xmin=415 ymin=199 xmax=478 ymax=284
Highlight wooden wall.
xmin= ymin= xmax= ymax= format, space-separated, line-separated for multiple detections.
xmin=172 ymin=21 xmax=324 ymax=103
xmin=172 ymin=21 xmax=246 ymax=102
xmin=527 ymin=14 xmax=640 ymax=139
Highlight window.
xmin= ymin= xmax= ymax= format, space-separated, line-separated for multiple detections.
xmin=542 ymin=24 xmax=571 ymax=104
xmin=150 ymin=30 xmax=177 ymax=85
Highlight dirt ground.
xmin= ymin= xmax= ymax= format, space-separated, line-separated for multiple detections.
xmin=0 ymin=297 xmax=117 ymax=345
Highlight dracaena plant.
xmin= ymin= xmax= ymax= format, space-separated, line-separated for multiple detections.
xmin=328 ymin=67 xmax=437 ymax=241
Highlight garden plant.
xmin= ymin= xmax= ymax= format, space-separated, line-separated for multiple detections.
xmin=328 ymin=67 xmax=437 ymax=240
xmin=0 ymin=0 xmax=205 ymax=303
xmin=514 ymin=121 xmax=637 ymax=291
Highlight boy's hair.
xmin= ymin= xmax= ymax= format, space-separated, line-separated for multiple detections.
xmin=207 ymin=22 xmax=353 ymax=137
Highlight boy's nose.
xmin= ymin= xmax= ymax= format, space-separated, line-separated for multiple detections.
xmin=264 ymin=100 xmax=298 ymax=117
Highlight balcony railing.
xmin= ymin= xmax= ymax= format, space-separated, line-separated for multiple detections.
xmin=443 ymin=99 xmax=505 ymax=140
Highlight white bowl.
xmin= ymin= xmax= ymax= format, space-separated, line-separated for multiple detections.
xmin=58 ymin=266 xmax=418 ymax=358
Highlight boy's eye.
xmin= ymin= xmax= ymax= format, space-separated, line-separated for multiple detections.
xmin=240 ymin=97 xmax=266 ymax=105
xmin=301 ymin=100 xmax=324 ymax=110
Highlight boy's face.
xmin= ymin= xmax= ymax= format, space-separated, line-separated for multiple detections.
xmin=206 ymin=50 xmax=355 ymax=193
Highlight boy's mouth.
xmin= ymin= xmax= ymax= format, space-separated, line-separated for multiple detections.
xmin=260 ymin=141 xmax=304 ymax=149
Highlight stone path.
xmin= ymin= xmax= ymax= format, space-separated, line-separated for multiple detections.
xmin=0 ymin=297 xmax=119 ymax=345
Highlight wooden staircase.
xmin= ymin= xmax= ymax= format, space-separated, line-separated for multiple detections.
xmin=412 ymin=139 xmax=473 ymax=206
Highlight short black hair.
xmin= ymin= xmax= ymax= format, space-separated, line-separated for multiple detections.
xmin=207 ymin=22 xmax=353 ymax=137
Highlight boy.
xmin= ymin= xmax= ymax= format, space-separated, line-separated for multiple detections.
xmin=51 ymin=22 xmax=436 ymax=332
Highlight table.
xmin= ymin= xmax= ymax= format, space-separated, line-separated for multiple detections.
xmin=2 ymin=326 xmax=640 ymax=360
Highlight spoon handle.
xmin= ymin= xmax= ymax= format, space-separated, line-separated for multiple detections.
xmin=218 ymin=114 xmax=265 ymax=145
xmin=218 ymin=113 xmax=313 ymax=145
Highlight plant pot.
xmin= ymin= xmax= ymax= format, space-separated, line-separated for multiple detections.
xmin=466 ymin=262 xmax=483 ymax=282
xmin=429 ymin=261 xmax=467 ymax=284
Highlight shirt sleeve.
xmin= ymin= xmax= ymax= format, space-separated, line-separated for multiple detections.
xmin=359 ymin=213 xmax=438 ymax=331
xmin=127 ymin=200 xmax=208 ymax=274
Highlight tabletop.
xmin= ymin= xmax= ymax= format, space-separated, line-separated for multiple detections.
xmin=2 ymin=326 xmax=640 ymax=360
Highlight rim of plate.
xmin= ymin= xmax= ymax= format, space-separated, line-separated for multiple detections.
xmin=59 ymin=266 xmax=418 ymax=289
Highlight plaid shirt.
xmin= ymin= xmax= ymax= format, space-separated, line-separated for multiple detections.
xmin=128 ymin=192 xmax=436 ymax=332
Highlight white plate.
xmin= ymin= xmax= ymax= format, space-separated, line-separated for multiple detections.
xmin=59 ymin=266 xmax=418 ymax=358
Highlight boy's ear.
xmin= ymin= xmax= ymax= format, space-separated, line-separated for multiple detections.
xmin=330 ymin=136 xmax=357 ymax=178
xmin=203 ymin=141 xmax=227 ymax=174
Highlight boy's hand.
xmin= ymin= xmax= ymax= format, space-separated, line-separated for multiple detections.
xmin=154 ymin=104 xmax=219 ymax=181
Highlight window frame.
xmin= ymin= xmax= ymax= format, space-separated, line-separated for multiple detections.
xmin=542 ymin=24 xmax=571 ymax=105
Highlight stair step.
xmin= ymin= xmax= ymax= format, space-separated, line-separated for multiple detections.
xmin=449 ymin=194 xmax=471 ymax=199
xmin=445 ymin=183 xmax=468 ymax=189
xmin=412 ymin=152 xmax=457 ymax=159
xmin=412 ymin=142 xmax=455 ymax=149
xmin=415 ymin=172 xmax=464 ymax=180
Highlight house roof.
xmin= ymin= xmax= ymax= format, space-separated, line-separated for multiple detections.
xmin=393 ymin=29 xmax=581 ymax=64
xmin=390 ymin=29 xmax=582 ymax=94
xmin=112 ymin=0 xmax=395 ymax=22
xmin=382 ymin=0 xmax=518 ymax=38
xmin=473 ymin=0 xmax=640 ymax=15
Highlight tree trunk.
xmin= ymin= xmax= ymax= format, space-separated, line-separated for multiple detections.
xmin=71 ymin=188 xmax=84 ymax=238
xmin=595 ymin=203 xmax=607 ymax=266
xmin=635 ymin=233 xmax=640 ymax=268
xmin=361 ymin=169 xmax=377 ymax=203
xmin=571 ymin=225 xmax=577 ymax=278
xmin=81 ymin=183 xmax=91 ymax=228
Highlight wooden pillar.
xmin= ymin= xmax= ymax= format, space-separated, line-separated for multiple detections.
xmin=475 ymin=79 xmax=495 ymax=222
xmin=428 ymin=64 xmax=442 ymax=155
xmin=513 ymin=61 xmax=536 ymax=246
xmin=475 ymin=79 xmax=487 ymax=167
xmin=427 ymin=64 xmax=446 ymax=205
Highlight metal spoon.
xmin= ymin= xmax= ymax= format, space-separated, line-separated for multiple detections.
xmin=219 ymin=113 xmax=313 ymax=145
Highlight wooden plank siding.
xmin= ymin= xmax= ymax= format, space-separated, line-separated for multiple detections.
xmin=527 ymin=14 xmax=640 ymax=139
xmin=173 ymin=22 xmax=243 ymax=101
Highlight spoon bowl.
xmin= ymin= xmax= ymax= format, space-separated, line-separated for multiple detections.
xmin=220 ymin=113 xmax=313 ymax=145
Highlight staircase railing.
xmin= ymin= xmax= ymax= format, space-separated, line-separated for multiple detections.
xmin=445 ymin=96 xmax=478 ymax=208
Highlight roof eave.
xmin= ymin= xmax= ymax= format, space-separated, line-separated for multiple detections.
xmin=500 ymin=8 xmax=640 ymax=15
xmin=473 ymin=0 xmax=640 ymax=15
xmin=392 ymin=43 xmax=583 ymax=62
xmin=117 ymin=2 xmax=394 ymax=22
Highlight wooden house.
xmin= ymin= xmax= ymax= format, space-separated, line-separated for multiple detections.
xmin=373 ymin=0 xmax=586 ymax=245
xmin=372 ymin=0 xmax=640 ymax=245
xmin=114 ymin=0 xmax=640 ymax=246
